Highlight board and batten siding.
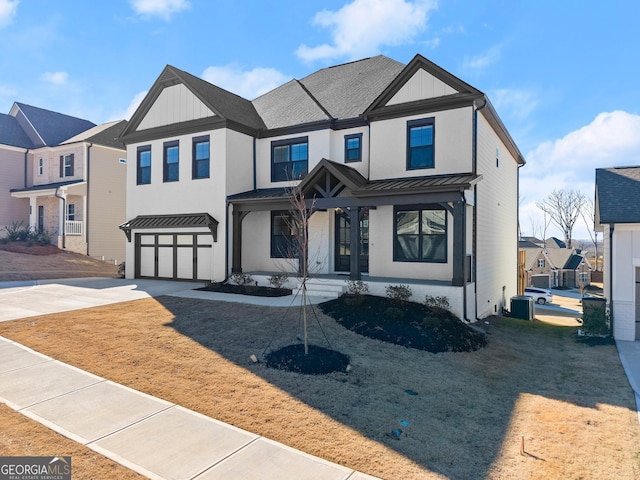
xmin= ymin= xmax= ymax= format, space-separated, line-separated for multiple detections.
xmin=386 ymin=68 xmax=457 ymax=105
xmin=137 ymin=84 xmax=215 ymax=131
xmin=474 ymin=112 xmax=519 ymax=318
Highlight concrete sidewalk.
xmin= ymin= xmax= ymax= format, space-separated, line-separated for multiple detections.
xmin=0 ymin=337 xmax=377 ymax=480
xmin=616 ymin=340 xmax=640 ymax=423
xmin=0 ymin=278 xmax=329 ymax=323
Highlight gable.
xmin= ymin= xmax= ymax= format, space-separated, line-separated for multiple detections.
xmin=137 ymin=83 xmax=216 ymax=131
xmin=386 ymin=68 xmax=458 ymax=105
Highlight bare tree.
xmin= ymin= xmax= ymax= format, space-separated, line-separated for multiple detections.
xmin=281 ymin=186 xmax=315 ymax=355
xmin=580 ymin=198 xmax=601 ymax=271
xmin=535 ymin=189 xmax=586 ymax=248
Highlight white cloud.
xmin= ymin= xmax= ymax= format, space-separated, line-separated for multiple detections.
xmin=41 ymin=71 xmax=68 ymax=85
xmin=201 ymin=65 xmax=290 ymax=100
xmin=461 ymin=44 xmax=502 ymax=74
xmin=129 ymin=0 xmax=190 ymax=20
xmin=296 ymin=0 xmax=437 ymax=63
xmin=0 ymin=0 xmax=18 ymax=28
xmin=111 ymin=91 xmax=148 ymax=121
xmin=519 ymin=110 xmax=640 ymax=239
xmin=490 ymin=89 xmax=538 ymax=124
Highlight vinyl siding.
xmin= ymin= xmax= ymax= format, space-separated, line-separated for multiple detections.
xmin=475 ymin=111 xmax=519 ymax=317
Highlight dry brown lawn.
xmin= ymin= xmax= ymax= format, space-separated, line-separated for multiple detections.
xmin=0 ymin=404 xmax=146 ymax=479
xmin=0 ymin=294 xmax=639 ymax=480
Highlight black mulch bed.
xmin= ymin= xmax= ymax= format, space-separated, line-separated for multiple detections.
xmin=197 ymin=283 xmax=292 ymax=297
xmin=265 ymin=344 xmax=350 ymax=375
xmin=320 ymin=295 xmax=487 ymax=353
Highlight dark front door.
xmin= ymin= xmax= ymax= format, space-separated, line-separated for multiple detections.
xmin=335 ymin=209 xmax=369 ymax=273
xmin=37 ymin=205 xmax=44 ymax=233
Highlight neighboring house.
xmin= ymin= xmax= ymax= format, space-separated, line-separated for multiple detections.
xmin=119 ymin=54 xmax=525 ymax=321
xmin=2 ymin=102 xmax=128 ymax=263
xmin=595 ymin=166 xmax=640 ymax=340
xmin=519 ymin=240 xmax=591 ymax=289
xmin=545 ymin=237 xmax=567 ymax=249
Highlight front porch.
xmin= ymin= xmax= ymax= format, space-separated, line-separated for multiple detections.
xmin=10 ymin=180 xmax=88 ymax=254
xmin=236 ymin=271 xmax=475 ymax=321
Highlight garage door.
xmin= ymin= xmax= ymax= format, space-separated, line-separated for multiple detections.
xmin=135 ymin=232 xmax=213 ymax=280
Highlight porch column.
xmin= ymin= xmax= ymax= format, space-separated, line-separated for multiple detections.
xmin=231 ymin=208 xmax=248 ymax=273
xmin=349 ymin=207 xmax=361 ymax=280
xmin=28 ymin=197 xmax=37 ymax=230
xmin=452 ymin=200 xmax=466 ymax=286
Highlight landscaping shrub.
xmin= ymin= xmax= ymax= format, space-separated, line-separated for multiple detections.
xmin=385 ymin=284 xmax=412 ymax=302
xmin=230 ymin=272 xmax=254 ymax=286
xmin=4 ymin=221 xmax=30 ymax=242
xmin=345 ymin=280 xmax=369 ymax=296
xmin=425 ymin=294 xmax=451 ymax=311
xmin=268 ymin=273 xmax=288 ymax=289
xmin=582 ymin=302 xmax=610 ymax=337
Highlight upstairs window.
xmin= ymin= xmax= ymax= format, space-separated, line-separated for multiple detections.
xmin=407 ymin=118 xmax=435 ymax=170
xmin=60 ymin=154 xmax=74 ymax=177
xmin=538 ymin=258 xmax=545 ymax=268
xmin=394 ymin=206 xmax=446 ymax=262
xmin=38 ymin=158 xmax=44 ymax=175
xmin=137 ymin=146 xmax=151 ymax=185
xmin=192 ymin=135 xmax=210 ymax=179
xmin=271 ymin=137 xmax=308 ymax=182
xmin=163 ymin=140 xmax=179 ymax=182
xmin=344 ymin=133 xmax=362 ymax=163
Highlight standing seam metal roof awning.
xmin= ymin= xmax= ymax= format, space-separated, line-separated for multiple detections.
xmin=119 ymin=213 xmax=218 ymax=242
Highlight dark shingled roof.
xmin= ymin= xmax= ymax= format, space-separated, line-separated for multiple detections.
xmin=86 ymin=120 xmax=128 ymax=150
xmin=596 ymin=166 xmax=640 ymax=223
xmin=14 ymin=102 xmax=96 ymax=146
xmin=253 ymin=56 xmax=404 ymax=129
xmin=0 ymin=113 xmax=36 ymax=148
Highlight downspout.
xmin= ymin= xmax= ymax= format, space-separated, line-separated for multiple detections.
xmin=252 ymin=137 xmax=257 ymax=191
xmin=23 ymin=149 xmax=29 ymax=188
xmin=86 ymin=143 xmax=92 ymax=256
xmin=54 ymin=186 xmax=66 ymax=249
xmin=609 ymin=224 xmax=614 ymax=336
xmin=472 ymin=97 xmax=487 ymax=320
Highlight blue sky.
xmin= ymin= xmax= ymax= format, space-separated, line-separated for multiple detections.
xmin=1 ymin=0 xmax=638 ymax=240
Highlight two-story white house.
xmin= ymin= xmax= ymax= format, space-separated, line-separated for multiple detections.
xmin=4 ymin=102 xmax=128 ymax=263
xmin=119 ymin=54 xmax=525 ymax=321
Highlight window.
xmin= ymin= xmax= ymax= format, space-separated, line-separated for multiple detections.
xmin=192 ymin=136 xmax=210 ymax=179
xmin=271 ymin=137 xmax=308 ymax=182
xmin=407 ymin=118 xmax=435 ymax=170
xmin=344 ymin=133 xmax=362 ymax=163
xmin=38 ymin=158 xmax=44 ymax=175
xmin=60 ymin=154 xmax=74 ymax=177
xmin=394 ymin=207 xmax=446 ymax=262
xmin=271 ymin=211 xmax=295 ymax=258
xmin=66 ymin=203 xmax=75 ymax=221
xmin=163 ymin=140 xmax=179 ymax=182
xmin=136 ymin=146 xmax=151 ymax=185
xmin=538 ymin=258 xmax=545 ymax=268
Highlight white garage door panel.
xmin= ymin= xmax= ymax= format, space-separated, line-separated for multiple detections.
xmin=140 ymin=247 xmax=155 ymax=277
xmin=157 ymin=248 xmax=174 ymax=278
xmin=197 ymin=247 xmax=213 ymax=280
xmin=176 ymin=247 xmax=194 ymax=279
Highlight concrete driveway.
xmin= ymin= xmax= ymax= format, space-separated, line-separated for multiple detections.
xmin=0 ymin=278 xmax=205 ymax=322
